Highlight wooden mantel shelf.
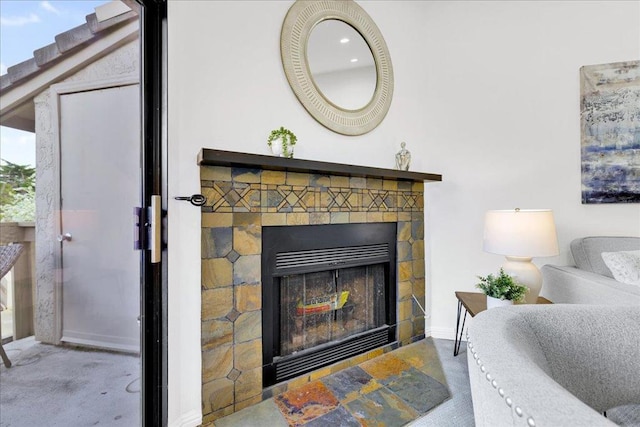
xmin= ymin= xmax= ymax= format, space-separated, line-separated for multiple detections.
xmin=198 ymin=149 xmax=442 ymax=183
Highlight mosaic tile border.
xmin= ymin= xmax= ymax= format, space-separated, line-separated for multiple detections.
xmin=201 ymin=182 xmax=424 ymax=213
xmin=201 ymin=167 xmax=424 ymax=214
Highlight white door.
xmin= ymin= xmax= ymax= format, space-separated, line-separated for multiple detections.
xmin=59 ymin=84 xmax=140 ymax=352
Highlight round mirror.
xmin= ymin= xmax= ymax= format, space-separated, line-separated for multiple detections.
xmin=307 ymin=20 xmax=377 ymax=111
xmin=281 ymin=0 xmax=394 ymax=136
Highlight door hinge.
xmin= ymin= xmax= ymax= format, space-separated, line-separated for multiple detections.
xmin=134 ymin=195 xmax=164 ymax=263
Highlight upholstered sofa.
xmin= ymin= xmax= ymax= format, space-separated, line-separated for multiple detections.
xmin=541 ymin=236 xmax=640 ymax=305
xmin=466 ymin=304 xmax=640 ymax=426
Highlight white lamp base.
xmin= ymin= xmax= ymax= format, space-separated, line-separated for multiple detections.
xmin=502 ymin=256 xmax=542 ymax=304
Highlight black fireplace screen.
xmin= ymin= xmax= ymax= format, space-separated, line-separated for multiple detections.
xmin=262 ymin=222 xmax=397 ymax=387
xmin=279 ymin=264 xmax=386 ymax=357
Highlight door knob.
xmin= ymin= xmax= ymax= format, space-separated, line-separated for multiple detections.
xmin=57 ymin=232 xmax=72 ymax=242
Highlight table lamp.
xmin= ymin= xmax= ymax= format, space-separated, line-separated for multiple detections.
xmin=483 ymin=209 xmax=559 ymax=304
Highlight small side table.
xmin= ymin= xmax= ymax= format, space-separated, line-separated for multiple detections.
xmin=453 ymin=291 xmax=552 ymax=356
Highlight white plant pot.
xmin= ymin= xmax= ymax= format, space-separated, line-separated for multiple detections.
xmin=270 ymin=138 xmax=284 ymax=157
xmin=269 ymin=137 xmax=294 ymax=158
xmin=486 ymin=295 xmax=514 ymax=309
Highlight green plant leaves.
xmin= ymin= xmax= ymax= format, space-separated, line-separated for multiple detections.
xmin=267 ymin=127 xmax=297 ymax=159
xmin=475 ymin=268 xmax=528 ymax=302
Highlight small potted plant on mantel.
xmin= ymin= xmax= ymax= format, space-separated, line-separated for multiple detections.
xmin=267 ymin=126 xmax=297 ymax=158
xmin=476 ymin=268 xmax=529 ymax=309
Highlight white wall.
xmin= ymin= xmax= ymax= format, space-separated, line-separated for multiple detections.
xmin=166 ymin=1 xmax=640 ymax=425
xmin=420 ymin=1 xmax=640 ymax=339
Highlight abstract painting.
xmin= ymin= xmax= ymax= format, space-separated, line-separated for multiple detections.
xmin=580 ymin=60 xmax=640 ymax=204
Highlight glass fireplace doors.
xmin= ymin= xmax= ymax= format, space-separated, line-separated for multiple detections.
xmin=280 ymin=264 xmax=386 ymax=356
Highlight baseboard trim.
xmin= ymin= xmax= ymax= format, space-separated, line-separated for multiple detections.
xmin=428 ymin=326 xmax=463 ymax=341
xmin=169 ymin=410 xmax=201 ymax=427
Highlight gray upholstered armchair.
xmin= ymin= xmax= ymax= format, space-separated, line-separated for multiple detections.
xmin=467 ymin=304 xmax=640 ymax=426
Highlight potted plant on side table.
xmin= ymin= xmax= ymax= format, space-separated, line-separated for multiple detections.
xmin=476 ymin=268 xmax=529 ymax=309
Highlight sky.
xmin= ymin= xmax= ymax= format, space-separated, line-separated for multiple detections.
xmin=0 ymin=0 xmax=107 ymax=167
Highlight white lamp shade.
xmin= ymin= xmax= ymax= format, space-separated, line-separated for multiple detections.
xmin=483 ymin=209 xmax=559 ymax=257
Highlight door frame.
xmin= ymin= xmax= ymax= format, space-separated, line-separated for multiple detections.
xmin=138 ymin=1 xmax=168 ymax=425
xmin=27 ymin=1 xmax=167 ymax=424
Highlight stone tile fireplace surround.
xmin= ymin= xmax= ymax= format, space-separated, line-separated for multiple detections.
xmin=198 ymin=149 xmax=441 ymax=423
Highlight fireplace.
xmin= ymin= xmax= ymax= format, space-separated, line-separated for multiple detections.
xmin=261 ymin=222 xmax=396 ymax=386
xmin=197 ymin=148 xmax=441 ymax=423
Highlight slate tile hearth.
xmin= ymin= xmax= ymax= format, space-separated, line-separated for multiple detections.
xmin=210 ymin=339 xmax=451 ymax=427
xmin=275 ymin=382 xmax=340 ymax=425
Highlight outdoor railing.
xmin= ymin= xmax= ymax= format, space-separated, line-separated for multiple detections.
xmin=0 ymin=222 xmax=35 ymax=340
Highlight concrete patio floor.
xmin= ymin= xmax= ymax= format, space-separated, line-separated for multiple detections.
xmin=0 ymin=336 xmax=140 ymax=426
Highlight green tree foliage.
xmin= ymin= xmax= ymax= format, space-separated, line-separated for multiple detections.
xmin=2 ymin=189 xmax=35 ymax=222
xmin=0 ymin=159 xmax=36 ymax=222
xmin=0 ymin=159 xmax=35 ymax=191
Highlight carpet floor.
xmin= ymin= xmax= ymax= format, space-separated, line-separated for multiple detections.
xmin=408 ymin=339 xmax=475 ymax=427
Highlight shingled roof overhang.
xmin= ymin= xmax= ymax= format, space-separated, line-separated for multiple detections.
xmin=0 ymin=6 xmax=139 ymax=132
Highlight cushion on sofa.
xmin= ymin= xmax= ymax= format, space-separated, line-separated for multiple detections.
xmin=570 ymin=237 xmax=640 ymax=278
xmin=601 ymin=250 xmax=640 ymax=285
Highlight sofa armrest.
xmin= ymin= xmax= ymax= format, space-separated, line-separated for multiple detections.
xmin=541 ymin=265 xmax=640 ymax=305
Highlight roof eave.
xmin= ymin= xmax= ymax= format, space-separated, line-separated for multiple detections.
xmin=0 ymin=18 xmax=139 ymax=132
